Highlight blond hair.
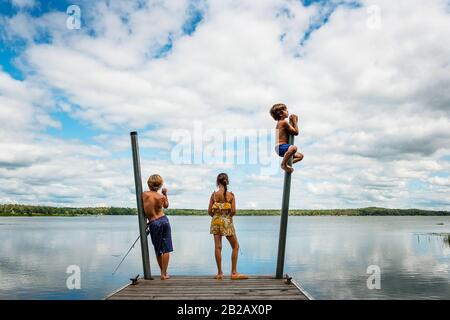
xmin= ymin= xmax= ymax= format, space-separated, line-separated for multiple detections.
xmin=147 ymin=174 xmax=163 ymax=191
xmin=270 ymin=103 xmax=287 ymax=120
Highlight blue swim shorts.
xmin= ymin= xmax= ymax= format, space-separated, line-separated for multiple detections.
xmin=148 ymin=215 xmax=173 ymax=256
xmin=275 ymin=144 xmax=291 ymax=157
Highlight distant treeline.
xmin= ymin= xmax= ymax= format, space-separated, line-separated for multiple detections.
xmin=0 ymin=204 xmax=449 ymax=216
xmin=0 ymin=204 xmax=136 ymax=216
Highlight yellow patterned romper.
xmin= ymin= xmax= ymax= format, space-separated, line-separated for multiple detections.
xmin=210 ymin=192 xmax=236 ymax=237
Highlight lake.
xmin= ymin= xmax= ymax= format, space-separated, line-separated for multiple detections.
xmin=0 ymin=215 xmax=449 ymax=300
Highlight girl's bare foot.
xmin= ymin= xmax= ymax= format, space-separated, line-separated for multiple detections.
xmin=231 ymin=273 xmax=248 ymax=280
xmin=281 ymin=163 xmax=294 ymax=173
xmin=215 ymin=273 xmax=224 ymax=280
xmin=161 ymin=274 xmax=170 ymax=280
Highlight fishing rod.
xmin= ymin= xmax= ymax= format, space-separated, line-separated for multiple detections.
xmin=112 ymin=225 xmax=150 ymax=275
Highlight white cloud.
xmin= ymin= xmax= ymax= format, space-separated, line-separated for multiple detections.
xmin=0 ymin=70 xmax=57 ymax=134
xmin=0 ymin=0 xmax=450 ymax=209
xmin=11 ymin=0 xmax=36 ymax=9
xmin=429 ymin=176 xmax=450 ymax=187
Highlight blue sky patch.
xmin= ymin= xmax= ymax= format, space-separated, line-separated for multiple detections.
xmin=299 ymin=0 xmax=361 ymax=47
xmin=0 ymin=44 xmax=25 ymax=80
xmin=152 ymin=34 xmax=174 ymax=58
xmin=45 ymin=111 xmax=100 ymax=143
xmin=182 ymin=0 xmax=205 ymax=36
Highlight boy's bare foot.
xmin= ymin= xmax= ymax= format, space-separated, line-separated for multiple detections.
xmin=293 ymin=153 xmax=304 ymax=164
xmin=281 ymin=163 xmax=294 ymax=173
xmin=215 ymin=273 xmax=224 ymax=280
xmin=161 ymin=274 xmax=170 ymax=280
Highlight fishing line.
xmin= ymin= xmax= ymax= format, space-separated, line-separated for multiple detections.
xmin=112 ymin=225 xmax=150 ymax=275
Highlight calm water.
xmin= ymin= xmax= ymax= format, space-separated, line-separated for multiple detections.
xmin=0 ymin=216 xmax=449 ymax=300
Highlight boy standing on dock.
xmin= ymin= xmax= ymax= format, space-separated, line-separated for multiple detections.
xmin=142 ymin=174 xmax=173 ymax=280
xmin=270 ymin=103 xmax=304 ymax=173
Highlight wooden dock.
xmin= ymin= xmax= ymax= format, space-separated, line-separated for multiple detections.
xmin=106 ymin=275 xmax=312 ymax=300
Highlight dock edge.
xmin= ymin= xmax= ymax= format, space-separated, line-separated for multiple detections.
xmin=289 ymin=276 xmax=314 ymax=300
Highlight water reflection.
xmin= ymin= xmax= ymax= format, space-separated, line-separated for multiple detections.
xmin=0 ymin=216 xmax=449 ymax=300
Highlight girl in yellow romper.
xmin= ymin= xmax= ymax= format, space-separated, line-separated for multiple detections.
xmin=208 ymin=173 xmax=248 ymax=280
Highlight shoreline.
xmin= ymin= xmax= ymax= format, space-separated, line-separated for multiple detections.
xmin=1 ymin=205 xmax=450 ymax=217
xmin=2 ymin=214 xmax=450 ymax=217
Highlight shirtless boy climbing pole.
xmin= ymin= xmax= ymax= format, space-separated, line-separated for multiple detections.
xmin=270 ymin=103 xmax=304 ymax=173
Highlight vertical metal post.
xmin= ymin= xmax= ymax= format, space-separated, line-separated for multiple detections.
xmin=276 ymin=124 xmax=295 ymax=279
xmin=130 ymin=131 xmax=152 ymax=280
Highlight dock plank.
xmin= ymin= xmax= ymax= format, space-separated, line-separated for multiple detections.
xmin=106 ymin=275 xmax=310 ymax=300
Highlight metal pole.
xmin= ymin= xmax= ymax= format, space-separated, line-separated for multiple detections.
xmin=130 ymin=131 xmax=152 ymax=280
xmin=276 ymin=123 xmax=295 ymax=279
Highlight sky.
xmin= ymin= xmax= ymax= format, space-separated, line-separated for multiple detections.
xmin=0 ymin=0 xmax=449 ymax=210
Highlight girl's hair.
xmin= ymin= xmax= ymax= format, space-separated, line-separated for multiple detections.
xmin=216 ymin=173 xmax=229 ymax=200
